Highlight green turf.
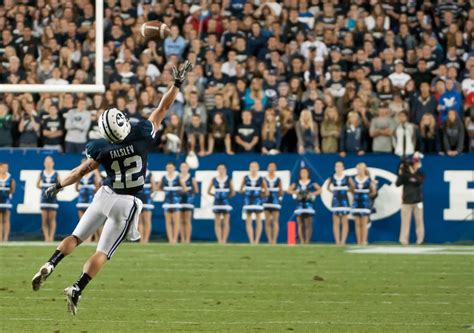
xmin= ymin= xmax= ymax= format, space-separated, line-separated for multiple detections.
xmin=0 ymin=243 xmax=473 ymax=332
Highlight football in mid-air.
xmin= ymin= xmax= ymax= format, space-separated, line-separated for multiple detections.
xmin=140 ymin=20 xmax=170 ymax=39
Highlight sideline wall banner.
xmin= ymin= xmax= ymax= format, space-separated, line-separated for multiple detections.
xmin=2 ymin=150 xmax=473 ymax=243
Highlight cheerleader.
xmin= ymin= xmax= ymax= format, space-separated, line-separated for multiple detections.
xmin=240 ymin=162 xmax=267 ymax=245
xmin=179 ymin=162 xmax=198 ymax=244
xmin=288 ymin=167 xmax=321 ymax=244
xmin=327 ymin=161 xmax=352 ymax=245
xmin=137 ymin=169 xmax=157 ymax=243
xmin=351 ymin=163 xmax=376 ymax=245
xmin=263 ymin=162 xmax=282 ymax=245
xmin=0 ymin=163 xmax=15 ymax=242
xmin=207 ymin=164 xmax=235 ymax=244
xmin=159 ymin=162 xmax=185 ymax=244
xmin=75 ymin=160 xmax=101 ymax=242
xmin=37 ymin=156 xmax=61 ymax=242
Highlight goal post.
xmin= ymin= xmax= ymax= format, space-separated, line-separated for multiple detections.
xmin=0 ymin=0 xmax=105 ymax=94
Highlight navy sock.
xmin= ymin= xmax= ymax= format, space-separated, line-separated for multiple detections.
xmin=74 ymin=272 xmax=92 ymax=292
xmin=48 ymin=250 xmax=64 ymax=267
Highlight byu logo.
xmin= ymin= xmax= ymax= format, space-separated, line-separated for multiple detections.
xmin=443 ymin=171 xmax=474 ymax=221
xmin=116 ymin=113 xmax=125 ymax=127
xmin=320 ymin=167 xmax=402 ymax=221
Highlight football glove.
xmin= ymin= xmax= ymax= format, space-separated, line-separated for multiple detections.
xmin=45 ymin=182 xmax=62 ymax=198
xmin=172 ymin=60 xmax=193 ymax=88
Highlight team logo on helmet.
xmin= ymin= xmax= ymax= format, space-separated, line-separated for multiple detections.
xmin=116 ymin=112 xmax=125 ymax=127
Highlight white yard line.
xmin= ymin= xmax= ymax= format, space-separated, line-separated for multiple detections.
xmin=0 ymin=305 xmax=472 ymax=317
xmin=0 ymin=289 xmax=474 ymax=305
xmin=0 ymin=317 xmax=466 ymax=327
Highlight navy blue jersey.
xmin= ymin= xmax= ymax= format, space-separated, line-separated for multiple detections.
xmin=213 ymin=176 xmax=232 ymax=213
xmin=294 ymin=180 xmax=317 ymax=216
xmin=0 ymin=173 xmax=13 ymax=210
xmin=243 ymin=175 xmax=264 ymax=212
xmin=263 ymin=176 xmax=281 ymax=210
xmin=330 ymin=174 xmax=350 ymax=215
xmin=86 ymin=120 xmax=155 ymax=196
xmin=352 ymin=176 xmax=372 ymax=216
xmin=180 ymin=174 xmax=195 ymax=210
xmin=161 ymin=174 xmax=182 ymax=211
xmin=77 ymin=172 xmax=96 ymax=210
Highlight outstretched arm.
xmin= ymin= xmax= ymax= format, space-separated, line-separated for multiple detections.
xmin=148 ymin=61 xmax=193 ymax=131
xmin=45 ymin=159 xmax=100 ymax=197
xmin=148 ymin=85 xmax=179 ymax=131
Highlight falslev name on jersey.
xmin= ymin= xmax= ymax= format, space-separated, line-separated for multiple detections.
xmin=109 ymin=145 xmax=135 ymax=159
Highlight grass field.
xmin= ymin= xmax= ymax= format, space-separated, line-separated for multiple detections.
xmin=0 ymin=243 xmax=473 ymax=332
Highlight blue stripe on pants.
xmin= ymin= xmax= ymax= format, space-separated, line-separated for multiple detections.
xmin=107 ymin=200 xmax=137 ymax=260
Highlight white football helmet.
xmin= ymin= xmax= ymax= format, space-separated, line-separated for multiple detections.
xmin=99 ymin=107 xmax=131 ymax=143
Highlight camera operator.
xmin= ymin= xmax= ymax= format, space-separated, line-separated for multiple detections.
xmin=396 ymin=153 xmax=425 ymax=245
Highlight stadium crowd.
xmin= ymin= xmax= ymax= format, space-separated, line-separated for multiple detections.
xmin=0 ymin=0 xmax=474 ymax=156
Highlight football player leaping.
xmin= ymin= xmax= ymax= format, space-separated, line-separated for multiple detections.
xmin=31 ymin=61 xmax=193 ymax=315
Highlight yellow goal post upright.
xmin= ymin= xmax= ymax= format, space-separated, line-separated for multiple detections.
xmin=0 ymin=1 xmax=105 ymax=94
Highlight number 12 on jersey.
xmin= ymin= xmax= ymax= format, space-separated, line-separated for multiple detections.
xmin=111 ymin=155 xmax=144 ymax=189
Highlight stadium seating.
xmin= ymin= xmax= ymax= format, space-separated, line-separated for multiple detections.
xmin=1 ymin=0 xmax=473 ymax=155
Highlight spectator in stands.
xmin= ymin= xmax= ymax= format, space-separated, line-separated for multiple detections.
xmin=340 ymin=112 xmax=367 ymax=157
xmin=244 ymin=77 xmax=267 ymax=111
xmin=87 ymin=108 xmax=103 ymax=144
xmin=164 ymin=25 xmax=187 ymax=60
xmin=461 ymin=66 xmax=474 ymax=101
xmin=393 ymin=111 xmax=416 ymax=157
xmin=161 ymin=113 xmax=183 ymax=154
xmin=183 ymin=91 xmax=207 ymax=128
xmin=442 ymin=110 xmax=465 ymax=156
xmin=412 ymin=59 xmax=433 ymax=89
xmin=186 ymin=114 xmax=206 ymax=156
xmin=45 ymin=68 xmax=69 ymax=86
xmin=221 ymin=49 xmax=238 ymax=78
xmin=261 ymin=109 xmax=281 ymax=154
xmin=0 ymin=104 xmax=13 ymax=147
xmin=41 ymin=104 xmax=64 ymax=151
xmin=1 ymin=0 xmax=473 ymax=158
xmin=296 ymin=109 xmax=320 ymax=154
xmin=388 ymin=91 xmax=409 ymax=123
xmin=466 ymin=107 xmax=474 ymax=152
xmin=438 ymin=79 xmax=463 ymax=122
xmin=18 ymin=103 xmax=40 ymax=148
xmin=207 ymin=112 xmax=233 ymax=155
xmin=209 ymin=93 xmax=233 ymax=135
xmin=376 ymin=77 xmax=395 ymax=103
xmin=388 ymin=60 xmax=411 ymax=90
xmin=417 ymin=113 xmax=441 ymax=154
xmin=37 ymin=58 xmax=55 ymax=84
xmin=396 ymin=155 xmax=425 ymax=245
xmin=64 ymin=99 xmax=91 ymax=153
xmin=235 ymin=110 xmax=259 ymax=153
xmin=370 ymin=103 xmax=395 ymax=153
xmin=410 ymin=82 xmax=437 ymax=124
xmin=320 ymin=106 xmax=341 ymax=153
xmin=277 ymin=97 xmax=297 ymax=153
